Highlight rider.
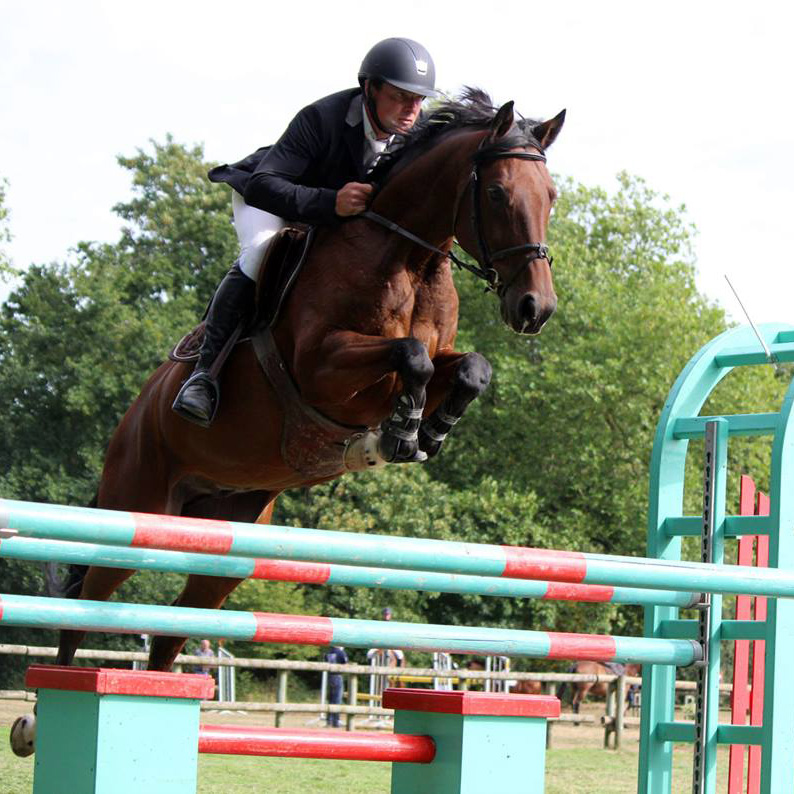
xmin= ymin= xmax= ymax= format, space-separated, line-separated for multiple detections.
xmin=172 ymin=37 xmax=439 ymax=426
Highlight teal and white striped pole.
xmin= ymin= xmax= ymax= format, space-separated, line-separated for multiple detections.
xmin=3 ymin=498 xmax=794 ymax=597
xmin=0 ymin=593 xmax=702 ymax=666
xmin=0 ymin=535 xmax=698 ymax=609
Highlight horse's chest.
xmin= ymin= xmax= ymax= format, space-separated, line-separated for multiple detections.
xmin=375 ymin=276 xmax=451 ymax=332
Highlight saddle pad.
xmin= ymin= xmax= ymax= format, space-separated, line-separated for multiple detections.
xmin=170 ymin=321 xmax=206 ymax=362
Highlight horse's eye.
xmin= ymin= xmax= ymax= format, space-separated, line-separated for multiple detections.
xmin=486 ymin=185 xmax=507 ymax=204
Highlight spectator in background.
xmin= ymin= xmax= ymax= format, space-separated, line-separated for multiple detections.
xmin=325 ymin=645 xmax=348 ymax=727
xmin=368 ymin=607 xmax=405 ymax=687
xmin=194 ymin=639 xmax=215 ymax=676
xmin=381 ymin=608 xmax=404 ymax=666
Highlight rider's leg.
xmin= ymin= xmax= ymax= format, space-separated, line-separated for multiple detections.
xmin=172 ymin=193 xmax=284 ymax=426
xmin=231 ymin=191 xmax=285 ymax=282
xmin=171 ymin=265 xmax=255 ymax=425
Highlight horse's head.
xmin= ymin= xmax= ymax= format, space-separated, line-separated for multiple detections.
xmin=455 ymin=103 xmax=565 ymax=335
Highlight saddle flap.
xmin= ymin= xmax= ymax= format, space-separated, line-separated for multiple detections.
xmin=255 ymin=225 xmax=313 ymax=330
xmin=168 ymin=225 xmax=313 ymax=363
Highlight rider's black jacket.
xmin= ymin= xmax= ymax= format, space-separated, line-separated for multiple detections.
xmin=208 ymin=88 xmax=369 ymax=225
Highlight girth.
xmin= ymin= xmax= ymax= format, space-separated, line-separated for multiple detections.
xmin=250 ymin=328 xmax=368 ymax=479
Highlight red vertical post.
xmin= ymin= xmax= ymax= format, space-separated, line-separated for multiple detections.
xmin=728 ymin=475 xmax=756 ymax=794
xmin=746 ymin=492 xmax=769 ymax=794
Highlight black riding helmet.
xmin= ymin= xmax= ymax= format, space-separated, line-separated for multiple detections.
xmin=358 ymin=38 xmax=439 ymax=98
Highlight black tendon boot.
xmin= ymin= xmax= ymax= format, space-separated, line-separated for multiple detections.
xmin=172 ymin=265 xmax=255 ymax=426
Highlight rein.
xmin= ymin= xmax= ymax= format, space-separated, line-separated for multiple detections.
xmin=362 ymin=145 xmax=553 ymax=294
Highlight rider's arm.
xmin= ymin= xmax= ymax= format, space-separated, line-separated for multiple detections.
xmin=244 ymin=104 xmax=339 ymax=224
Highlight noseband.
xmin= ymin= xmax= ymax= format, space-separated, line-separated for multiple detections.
xmin=362 ymin=143 xmax=553 ymax=294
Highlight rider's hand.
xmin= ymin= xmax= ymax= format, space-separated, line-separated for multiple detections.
xmin=335 ymin=182 xmax=374 ymax=217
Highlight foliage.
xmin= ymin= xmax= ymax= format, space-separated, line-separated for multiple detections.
xmin=0 ymin=141 xmax=236 ymax=504
xmin=0 ymin=177 xmax=13 ymax=279
xmin=444 ymin=173 xmax=728 ymax=559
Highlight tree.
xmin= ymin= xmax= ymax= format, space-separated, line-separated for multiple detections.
xmin=0 ymin=177 xmax=12 ymax=277
xmin=0 ymin=139 xmax=237 ymax=505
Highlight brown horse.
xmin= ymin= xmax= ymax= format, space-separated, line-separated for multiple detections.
xmin=510 ymin=679 xmax=543 ymax=695
xmin=55 ymin=90 xmax=565 ymax=672
xmin=567 ymin=662 xmax=642 ymax=715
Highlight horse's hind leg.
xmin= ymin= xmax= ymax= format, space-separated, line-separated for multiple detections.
xmin=55 ymin=566 xmax=138 ymax=665
xmin=419 ymin=351 xmax=492 ymax=458
xmin=55 ymin=415 xmax=175 ymax=665
xmin=147 ymin=573 xmax=246 ymax=671
xmin=147 ymin=493 xmax=274 ymax=671
xmin=571 ymin=683 xmax=590 ymax=725
xmin=12 ymin=564 xmax=131 ymax=758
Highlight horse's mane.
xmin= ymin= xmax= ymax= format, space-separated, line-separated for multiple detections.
xmin=368 ymin=87 xmax=544 ymax=184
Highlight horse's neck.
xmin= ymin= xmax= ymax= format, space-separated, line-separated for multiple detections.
xmin=373 ymin=129 xmax=484 ymax=247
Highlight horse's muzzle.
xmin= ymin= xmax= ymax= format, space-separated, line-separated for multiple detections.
xmin=503 ymin=290 xmax=557 ymax=335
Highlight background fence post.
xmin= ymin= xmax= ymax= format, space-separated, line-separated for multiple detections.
xmin=616 ymin=673 xmax=626 ymax=749
xmin=275 ymin=670 xmax=288 ymax=728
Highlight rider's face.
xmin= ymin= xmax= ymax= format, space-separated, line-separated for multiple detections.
xmin=368 ymin=81 xmax=424 ymax=137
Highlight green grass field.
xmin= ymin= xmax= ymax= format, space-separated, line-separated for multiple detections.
xmin=0 ymin=699 xmax=731 ymax=794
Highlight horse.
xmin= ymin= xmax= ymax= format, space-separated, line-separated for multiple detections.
xmin=510 ymin=679 xmax=543 ymax=695
xmin=54 ymin=89 xmax=565 ymax=673
xmin=564 ymin=662 xmax=642 ymax=715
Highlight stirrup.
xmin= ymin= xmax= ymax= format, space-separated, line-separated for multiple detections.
xmin=171 ymin=371 xmax=220 ymax=427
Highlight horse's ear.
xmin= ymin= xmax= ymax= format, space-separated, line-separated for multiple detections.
xmin=489 ymin=101 xmax=515 ymax=139
xmin=531 ymin=109 xmax=566 ymax=150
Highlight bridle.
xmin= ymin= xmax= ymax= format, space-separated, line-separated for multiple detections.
xmin=362 ymin=140 xmax=553 ymax=295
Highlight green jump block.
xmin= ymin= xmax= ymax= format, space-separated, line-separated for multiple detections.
xmin=384 ymin=689 xmax=559 ymax=794
xmin=27 ymin=665 xmax=214 ymax=794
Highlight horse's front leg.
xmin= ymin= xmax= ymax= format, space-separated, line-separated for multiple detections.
xmin=377 ymin=337 xmax=435 ymax=463
xmin=296 ymin=332 xmax=434 ymax=464
xmin=419 ymin=351 xmax=493 ymax=458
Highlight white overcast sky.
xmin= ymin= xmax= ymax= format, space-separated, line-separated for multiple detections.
xmin=1 ymin=1 xmax=792 ymax=323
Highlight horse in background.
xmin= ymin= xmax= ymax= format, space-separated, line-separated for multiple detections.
xmin=561 ymin=662 xmax=642 ymax=715
xmin=510 ymin=678 xmax=543 ymax=695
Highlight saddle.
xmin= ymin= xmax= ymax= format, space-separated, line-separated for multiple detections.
xmin=168 ymin=226 xmax=371 ymax=479
xmin=169 ymin=225 xmax=313 ymax=363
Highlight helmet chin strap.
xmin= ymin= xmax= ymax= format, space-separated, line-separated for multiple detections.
xmin=365 ymin=83 xmax=398 ymax=138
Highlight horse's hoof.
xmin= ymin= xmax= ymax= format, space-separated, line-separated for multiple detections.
xmin=377 ymin=433 xmax=428 ymax=464
xmin=10 ymin=714 xmax=36 ymax=757
xmin=398 ymin=448 xmax=428 ymax=464
xmin=417 ymin=427 xmax=443 ymax=458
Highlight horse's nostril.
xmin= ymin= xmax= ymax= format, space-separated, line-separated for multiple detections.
xmin=519 ymin=294 xmax=537 ymax=323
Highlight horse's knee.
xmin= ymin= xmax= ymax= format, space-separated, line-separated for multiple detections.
xmin=453 ymin=352 xmax=492 ymax=403
xmin=417 ymin=352 xmax=492 ymax=459
xmin=389 ymin=338 xmax=434 ymax=389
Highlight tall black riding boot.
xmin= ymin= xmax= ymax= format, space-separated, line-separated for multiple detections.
xmin=172 ymin=265 xmax=255 ymax=427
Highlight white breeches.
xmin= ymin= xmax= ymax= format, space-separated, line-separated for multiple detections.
xmin=232 ymin=190 xmax=286 ymax=280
